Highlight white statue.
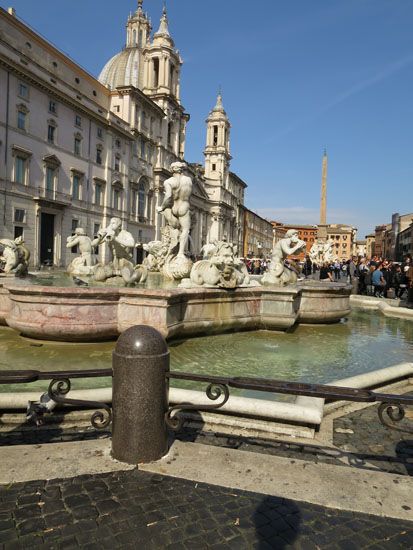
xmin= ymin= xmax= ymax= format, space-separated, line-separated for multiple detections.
xmin=93 ymin=217 xmax=136 ymax=283
xmin=141 ymin=238 xmax=169 ymax=272
xmin=0 ymin=236 xmax=30 ymax=276
xmin=262 ymin=229 xmax=306 ymax=286
xmin=66 ymin=228 xmax=95 ymax=276
xmin=180 ymin=239 xmax=259 ymax=289
xmin=156 ymin=162 xmax=193 ymax=280
xmin=309 ymin=239 xmax=334 ymax=264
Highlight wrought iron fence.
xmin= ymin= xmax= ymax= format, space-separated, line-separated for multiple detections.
xmin=0 ymin=368 xmax=112 ymax=429
xmin=166 ymin=372 xmax=413 ymax=434
xmin=0 ymin=368 xmax=412 ymax=435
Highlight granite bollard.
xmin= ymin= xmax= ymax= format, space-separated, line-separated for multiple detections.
xmin=112 ymin=325 xmax=169 ymax=464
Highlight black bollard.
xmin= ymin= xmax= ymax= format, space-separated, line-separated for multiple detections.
xmin=112 ymin=325 xmax=169 ymax=464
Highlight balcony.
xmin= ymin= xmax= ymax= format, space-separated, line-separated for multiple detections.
xmin=129 ymin=213 xmax=149 ymax=225
xmin=33 ymin=187 xmax=72 ymax=206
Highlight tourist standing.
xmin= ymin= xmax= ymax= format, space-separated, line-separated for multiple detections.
xmin=372 ymin=265 xmax=385 ymax=297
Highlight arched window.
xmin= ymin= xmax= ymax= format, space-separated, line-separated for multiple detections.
xmin=132 ymin=30 xmax=136 ymax=46
xmin=138 ymin=182 xmax=146 ymax=218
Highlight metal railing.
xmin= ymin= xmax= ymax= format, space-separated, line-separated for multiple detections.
xmin=0 ymin=368 xmax=112 ymax=428
xmin=1 ymin=368 xmax=412 ymax=435
xmin=165 ymin=372 xmax=413 ymax=434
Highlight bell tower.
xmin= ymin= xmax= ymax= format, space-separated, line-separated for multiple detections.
xmin=143 ymin=5 xmax=182 ymax=100
xmin=204 ymin=92 xmax=231 ymax=184
xmin=126 ymin=1 xmax=151 ymax=49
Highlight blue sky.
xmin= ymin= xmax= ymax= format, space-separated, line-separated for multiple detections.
xmin=3 ymin=0 xmax=413 ymax=238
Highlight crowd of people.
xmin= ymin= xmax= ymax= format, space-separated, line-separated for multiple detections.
xmin=242 ymin=254 xmax=413 ymax=302
xmin=304 ymin=254 xmax=413 ymax=300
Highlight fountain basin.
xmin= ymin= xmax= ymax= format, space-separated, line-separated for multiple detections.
xmin=0 ymin=280 xmax=351 ymax=342
xmin=297 ymin=281 xmax=352 ymax=323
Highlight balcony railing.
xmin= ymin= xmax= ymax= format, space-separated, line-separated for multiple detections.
xmin=34 ymin=187 xmax=72 ymax=205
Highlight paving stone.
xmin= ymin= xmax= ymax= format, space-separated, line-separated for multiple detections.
xmin=0 ymin=469 xmax=412 ymax=548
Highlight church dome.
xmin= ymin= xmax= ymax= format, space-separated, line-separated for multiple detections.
xmin=98 ymin=47 xmax=141 ymax=90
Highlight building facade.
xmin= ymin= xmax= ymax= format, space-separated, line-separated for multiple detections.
xmin=397 ymin=224 xmax=413 ymax=259
xmin=325 ymin=224 xmax=357 ymax=261
xmin=0 ymin=4 xmax=250 ymax=268
xmin=242 ymin=209 xmax=273 ymax=258
xmin=365 ymin=233 xmax=375 ymax=258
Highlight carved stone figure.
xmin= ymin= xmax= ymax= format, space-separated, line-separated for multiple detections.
xmin=66 ymin=228 xmax=95 ymax=276
xmin=156 ymin=162 xmax=193 ymax=280
xmin=93 ymin=217 xmax=136 ymax=283
xmin=180 ymin=239 xmax=259 ymax=289
xmin=309 ymin=239 xmax=334 ymax=264
xmin=121 ymin=264 xmax=148 ymax=285
xmin=0 ymin=236 xmax=30 ymax=276
xmin=141 ymin=229 xmax=171 ymax=272
xmin=262 ymin=229 xmax=306 ymax=286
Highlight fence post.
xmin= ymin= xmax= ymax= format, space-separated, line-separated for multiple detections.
xmin=112 ymin=325 xmax=169 ymax=464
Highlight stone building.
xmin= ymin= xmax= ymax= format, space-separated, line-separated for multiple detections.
xmin=325 ymin=224 xmax=357 ymax=261
xmin=372 ymin=213 xmax=413 ymax=260
xmin=397 ymin=223 xmax=413 ymax=259
xmin=0 ymin=3 xmax=248 ymax=268
xmin=365 ymin=233 xmax=375 ymax=258
xmin=242 ymin=209 xmax=273 ymax=258
xmin=374 ymin=224 xmax=391 ymax=258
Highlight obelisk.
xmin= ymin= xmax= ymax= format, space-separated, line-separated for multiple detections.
xmin=318 ymin=149 xmax=328 ymax=240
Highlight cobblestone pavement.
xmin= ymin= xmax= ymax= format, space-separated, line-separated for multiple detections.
xmin=334 ymin=402 xmax=413 ymax=476
xmin=1 ymin=469 xmax=413 ymax=550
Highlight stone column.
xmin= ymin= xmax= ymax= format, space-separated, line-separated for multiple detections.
xmin=112 ymin=325 xmax=170 ymax=464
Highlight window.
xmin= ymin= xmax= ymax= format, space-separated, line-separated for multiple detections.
xmin=114 ymin=155 xmax=120 ymax=172
xmin=93 ymin=223 xmax=100 ymax=237
xmin=114 ymin=105 xmax=120 ymax=113
xmin=142 ymin=111 xmax=146 ymax=128
xmin=49 ymin=100 xmax=57 ymax=114
xmin=97 ymin=127 xmax=103 ymax=139
xmin=115 ymin=139 xmax=121 ymax=148
xmin=213 ymin=125 xmax=218 ymax=146
xmin=14 ymin=156 xmax=26 ymax=184
xmin=95 ymin=183 xmax=103 ymax=206
xmin=138 ymin=183 xmax=145 ymax=218
xmin=170 ymin=64 xmax=175 ymax=89
xmin=212 ymin=163 xmax=216 ymax=172
xmin=48 ymin=124 xmax=55 ymax=143
xmin=72 ymin=174 xmax=81 ymax=200
xmin=153 ymin=58 xmax=159 ymax=87
xmin=131 ymin=189 xmax=137 ymax=215
xmin=46 ymin=166 xmax=55 ymax=191
xmin=113 ymin=188 xmax=121 ymax=210
xmin=138 ymin=30 xmax=143 ymax=48
xmin=167 ymin=122 xmax=172 ymax=147
xmin=140 ymin=139 xmax=146 ymax=159
xmin=18 ymin=82 xmax=29 ymax=99
xmin=17 ymin=109 xmax=26 ymax=130
xmin=74 ymin=136 xmax=81 ymax=156
xmin=14 ymin=226 xmax=24 ymax=240
xmin=75 ymin=114 xmax=82 ymax=127
xmin=14 ymin=209 xmax=26 ymax=223
xmin=96 ymin=146 xmax=103 ymax=165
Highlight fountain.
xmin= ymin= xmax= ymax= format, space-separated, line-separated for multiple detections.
xmin=0 ymin=163 xmax=352 ymax=341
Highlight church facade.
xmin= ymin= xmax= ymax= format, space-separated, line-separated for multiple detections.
xmin=0 ymin=2 xmax=248 ymax=268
